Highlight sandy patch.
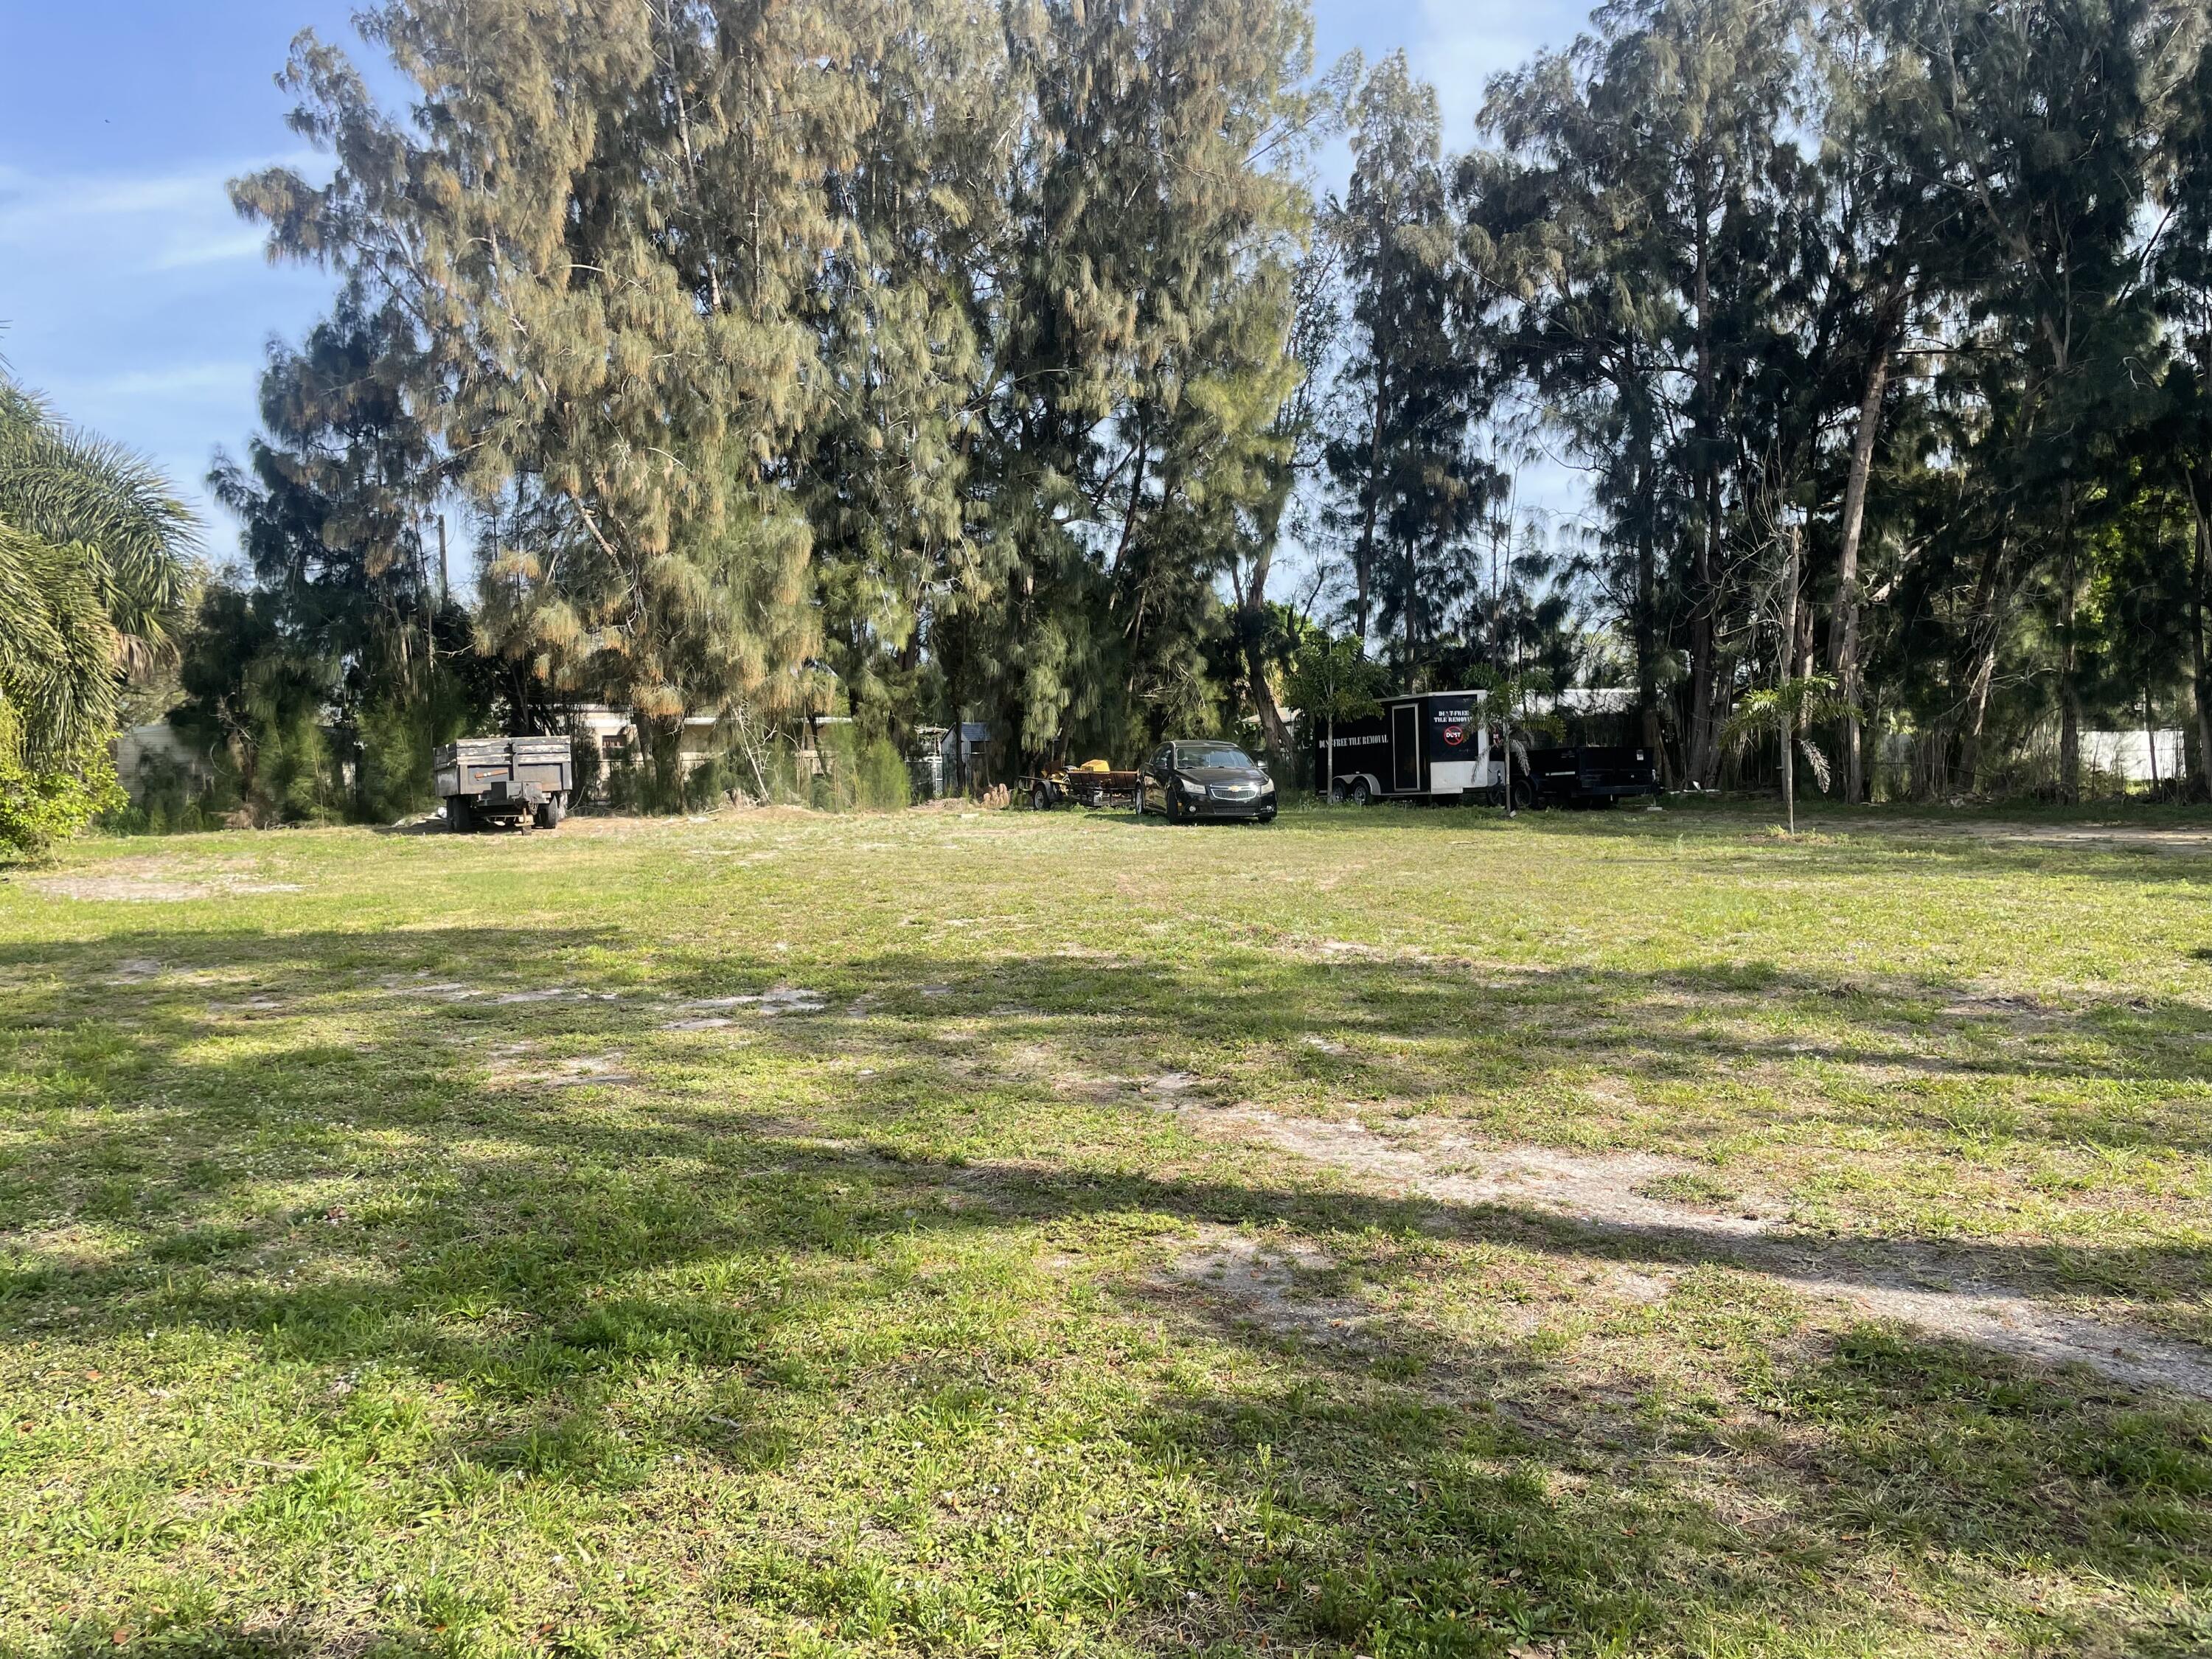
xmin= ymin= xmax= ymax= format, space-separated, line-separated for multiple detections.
xmin=681 ymin=985 xmax=827 ymax=1017
xmin=1155 ymin=1225 xmax=1366 ymax=1344
xmin=1183 ymin=1105 xmax=2212 ymax=1397
xmin=32 ymin=858 xmax=305 ymax=903
xmin=1206 ymin=1107 xmax=1771 ymax=1238
xmin=490 ymin=1052 xmax=635 ymax=1089
xmin=374 ymin=978 xmax=624 ymax=1006
xmin=37 ymin=875 xmax=300 ymax=902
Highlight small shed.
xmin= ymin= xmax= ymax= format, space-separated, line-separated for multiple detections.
xmin=935 ymin=722 xmax=992 ymax=796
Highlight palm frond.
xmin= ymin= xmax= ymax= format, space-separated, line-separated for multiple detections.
xmin=1721 ymin=675 xmax=1856 ymax=756
xmin=1797 ymin=736 xmax=1832 ymax=794
xmin=0 ymin=522 xmax=120 ymax=762
xmin=0 ymin=375 xmax=201 ymax=658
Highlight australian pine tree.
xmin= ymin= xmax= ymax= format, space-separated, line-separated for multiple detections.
xmin=2152 ymin=10 xmax=2212 ymax=784
xmin=955 ymin=0 xmax=1316 ymax=760
xmin=1872 ymin=0 xmax=2170 ymax=798
xmin=1323 ymin=52 xmax=1493 ymax=671
xmin=234 ymin=0 xmax=832 ymax=788
xmin=800 ymin=0 xmax=1014 ymax=751
xmin=1473 ymin=46 xmax=1680 ymax=770
xmin=204 ymin=288 xmax=488 ymax=817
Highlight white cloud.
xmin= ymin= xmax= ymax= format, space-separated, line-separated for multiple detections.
xmin=152 ymin=229 xmax=272 ymax=271
xmin=66 ymin=361 xmax=260 ymax=403
xmin=0 ymin=156 xmax=311 ymax=272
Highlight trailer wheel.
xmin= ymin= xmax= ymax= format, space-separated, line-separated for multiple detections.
xmin=535 ymin=796 xmax=566 ymax=830
xmin=448 ymin=797 xmax=473 ymax=834
xmin=1348 ymin=777 xmax=1374 ymax=807
xmin=1511 ymin=776 xmax=1535 ymax=812
xmin=1029 ymin=782 xmax=1051 ymax=813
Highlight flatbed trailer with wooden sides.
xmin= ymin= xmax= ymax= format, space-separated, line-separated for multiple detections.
xmin=434 ymin=737 xmax=575 ymax=832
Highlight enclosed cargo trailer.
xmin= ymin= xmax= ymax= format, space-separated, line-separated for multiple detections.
xmin=1320 ymin=691 xmax=1502 ymax=805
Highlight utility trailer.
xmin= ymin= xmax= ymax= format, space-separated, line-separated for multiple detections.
xmin=1320 ymin=690 xmax=1504 ymax=805
xmin=434 ymin=737 xmax=574 ymax=832
xmin=1023 ymin=763 xmax=1143 ymax=811
xmin=1525 ymin=744 xmax=1661 ymax=807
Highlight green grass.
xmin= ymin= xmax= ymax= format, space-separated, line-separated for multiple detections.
xmin=0 ymin=799 xmax=2207 ymax=1657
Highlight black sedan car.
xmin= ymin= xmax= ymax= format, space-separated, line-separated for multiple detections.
xmin=1138 ymin=740 xmax=1279 ymax=824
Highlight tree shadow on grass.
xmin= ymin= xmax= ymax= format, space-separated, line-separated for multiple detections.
xmin=1 ymin=925 xmax=2210 ymax=1653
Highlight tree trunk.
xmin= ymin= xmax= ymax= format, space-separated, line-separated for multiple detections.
xmin=1245 ymin=645 xmax=1291 ymax=768
xmin=2058 ymin=480 xmax=2081 ymax=804
xmin=1404 ymin=539 xmax=1416 ymax=665
xmin=2146 ymin=685 xmax=2160 ymax=791
xmin=1688 ymin=477 xmax=1719 ymax=786
xmin=1237 ymin=545 xmax=1291 ymax=769
xmin=1781 ymin=524 xmax=1801 ymax=833
xmin=1830 ymin=308 xmax=1896 ymax=804
xmin=1633 ymin=439 xmax=1663 ymax=776
xmin=1956 ymin=518 xmax=2011 ymax=789
xmin=2194 ymin=504 xmax=2212 ymax=796
xmin=1354 ymin=354 xmax=1387 ymax=648
xmin=1687 ymin=166 xmax=1719 ymax=788
xmin=1961 ymin=631 xmax=2000 ymax=793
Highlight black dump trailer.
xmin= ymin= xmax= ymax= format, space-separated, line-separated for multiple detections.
xmin=1320 ymin=691 xmax=1498 ymax=805
xmin=434 ymin=737 xmax=575 ymax=832
xmin=1524 ymin=744 xmax=1660 ymax=807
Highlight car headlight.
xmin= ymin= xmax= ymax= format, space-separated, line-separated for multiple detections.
xmin=1180 ymin=777 xmax=1207 ymax=796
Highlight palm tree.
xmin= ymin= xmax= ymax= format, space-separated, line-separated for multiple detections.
xmin=0 ymin=372 xmax=200 ymax=765
xmin=1720 ymin=675 xmax=1854 ymax=835
xmin=1721 ymin=518 xmax=1853 ymax=835
xmin=1485 ymin=667 xmax=1565 ymax=818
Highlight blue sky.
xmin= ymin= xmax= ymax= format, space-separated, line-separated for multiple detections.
xmin=0 ymin=0 xmax=1593 ymax=553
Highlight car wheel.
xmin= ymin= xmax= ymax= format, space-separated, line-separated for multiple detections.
xmin=1258 ymin=808 xmax=1277 ymax=824
xmin=1134 ymin=782 xmax=1147 ymax=817
xmin=1348 ymin=777 xmax=1373 ymax=807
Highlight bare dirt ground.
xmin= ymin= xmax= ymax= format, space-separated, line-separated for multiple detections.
xmin=1175 ymin=1103 xmax=2212 ymax=1399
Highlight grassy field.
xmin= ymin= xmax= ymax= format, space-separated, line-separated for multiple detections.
xmin=0 ymin=799 xmax=2208 ymax=1658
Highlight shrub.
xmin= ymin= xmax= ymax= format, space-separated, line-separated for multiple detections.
xmin=855 ymin=737 xmax=912 ymax=810
xmin=0 ymin=706 xmax=124 ymax=860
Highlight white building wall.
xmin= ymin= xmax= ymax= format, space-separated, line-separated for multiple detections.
xmin=2081 ymin=729 xmax=2189 ymax=784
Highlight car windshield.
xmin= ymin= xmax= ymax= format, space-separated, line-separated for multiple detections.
xmin=1177 ymin=744 xmax=1254 ymax=768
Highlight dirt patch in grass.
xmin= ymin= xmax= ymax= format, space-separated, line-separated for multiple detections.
xmin=489 ymin=1052 xmax=636 ymax=1090
xmin=681 ymin=985 xmax=829 ymax=1016
xmin=34 ymin=873 xmax=302 ymax=902
xmin=1200 ymin=1107 xmax=1773 ymax=1237
xmin=1155 ymin=1225 xmax=1368 ymax=1346
xmin=1187 ymin=1105 xmax=2212 ymax=1397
